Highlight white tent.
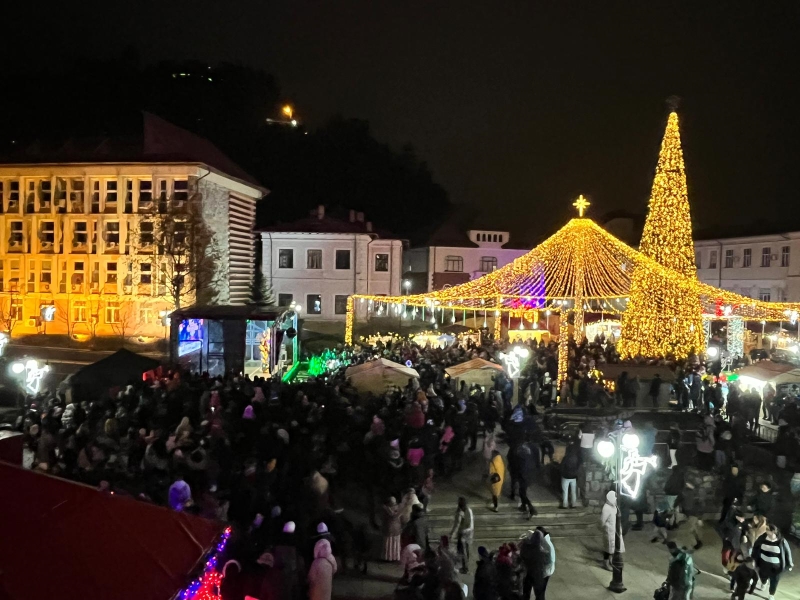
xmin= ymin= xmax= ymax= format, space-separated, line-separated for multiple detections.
xmin=345 ymin=358 xmax=420 ymax=395
xmin=736 ymin=361 xmax=800 ymax=392
xmin=445 ymin=358 xmax=504 ymax=389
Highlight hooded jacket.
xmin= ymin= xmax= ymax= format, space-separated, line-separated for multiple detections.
xmin=601 ymin=491 xmax=625 ymax=554
xmin=308 ymin=539 xmax=337 ymax=600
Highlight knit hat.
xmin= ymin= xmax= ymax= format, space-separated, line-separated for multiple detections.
xmin=283 ymin=521 xmax=296 ymax=534
xmin=243 ymin=405 xmax=255 ymax=420
xmin=317 ymin=522 xmax=329 ymax=534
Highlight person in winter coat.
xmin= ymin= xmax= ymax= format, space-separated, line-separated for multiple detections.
xmin=750 ymin=481 xmax=775 ymax=519
xmin=559 ymin=440 xmax=581 ymax=509
xmin=667 ymin=423 xmax=681 ymax=469
xmin=401 ymin=504 xmax=430 ymax=549
xmin=665 ymin=542 xmax=694 ymax=600
xmin=308 ymin=539 xmax=338 ymax=600
xmin=381 ymin=497 xmax=402 ymax=561
xmin=450 ymin=496 xmax=474 ymax=574
xmin=600 ymin=491 xmax=624 ymax=570
xmin=753 ymin=525 xmax=794 ymax=600
xmin=676 ymin=481 xmax=703 ymax=550
xmin=744 ymin=514 xmax=768 ymax=556
xmin=275 ymin=521 xmax=303 ymax=600
xmin=488 ymin=449 xmax=505 ymax=512
xmin=472 ymin=546 xmax=498 ymax=600
xmin=521 ymin=530 xmax=554 ymax=600
xmin=694 ymin=415 xmax=716 ymax=471
xmin=730 ymin=556 xmax=757 ymax=600
xmin=399 ymin=488 xmax=421 ymax=527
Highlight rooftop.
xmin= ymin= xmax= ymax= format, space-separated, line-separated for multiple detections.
xmin=260 ymin=206 xmax=399 ymax=238
xmin=0 ymin=112 xmax=264 ymax=190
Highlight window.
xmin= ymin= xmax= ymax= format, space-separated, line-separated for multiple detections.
xmin=724 ymin=249 xmax=734 ymax=268
xmin=743 ymin=248 xmax=751 ymax=267
xmin=41 ymin=261 xmax=52 ymax=291
xmin=173 ymin=179 xmax=189 ymax=204
xmin=335 ymin=249 xmax=351 ymax=270
xmin=138 ymin=180 xmax=153 ymax=208
xmin=27 ymin=260 xmax=36 ymax=292
xmin=39 ymin=179 xmax=52 ymax=211
xmin=307 ymin=249 xmax=323 ymax=269
xmin=761 ymin=247 xmax=771 ymax=267
xmin=173 ymin=221 xmax=187 ymax=245
xmin=278 ymin=293 xmax=293 ymax=306
xmin=759 ymin=288 xmax=771 ymax=302
xmin=157 ymin=180 xmax=168 ymax=211
xmin=71 ymin=262 xmax=85 ymax=290
xmin=104 ymin=180 xmax=118 ymax=212
xmin=91 ymin=180 xmax=101 ymax=213
xmin=69 ymin=179 xmax=85 ymax=212
xmin=10 ymin=297 xmax=23 ymax=320
xmin=124 ymin=180 xmax=134 ymax=213
xmin=499 ymin=235 xmax=503 ymax=243
xmin=695 ymin=252 xmax=701 ymax=268
xmin=105 ymin=301 xmax=120 ymax=323
xmin=139 ymin=306 xmax=156 ymax=324
xmin=5 ymin=180 xmax=20 ymax=212
xmin=140 ymin=263 xmax=152 ymax=284
xmin=106 ymin=262 xmax=118 ymax=284
xmin=40 ymin=221 xmax=55 ymax=247
xmin=374 ymin=253 xmax=389 ymax=272
xmin=73 ymin=222 xmax=88 ymax=247
xmin=139 ymin=221 xmax=154 ymax=245
xmin=55 ymin=178 xmax=67 ymax=212
xmin=480 ymin=256 xmax=498 ymax=272
xmin=278 ymin=249 xmax=294 ymax=269
xmin=781 ymin=245 xmax=790 ymax=267
xmin=307 ymin=294 xmax=322 ymax=314
xmin=708 ymin=250 xmax=717 ymax=269
xmin=445 ymin=255 xmax=463 ymax=272
xmin=71 ymin=300 xmax=87 ymax=323
xmin=25 ymin=181 xmax=36 ymax=212
xmin=105 ymin=222 xmax=120 ymax=247
xmin=9 ymin=221 xmax=24 ymax=249
xmin=335 ymin=295 xmax=349 ymax=314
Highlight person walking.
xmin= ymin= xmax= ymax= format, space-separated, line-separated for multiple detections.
xmin=730 ymin=556 xmax=757 ymax=600
xmin=665 ymin=542 xmax=694 ymax=600
xmin=667 ymin=423 xmax=681 ymax=469
xmin=381 ymin=497 xmax=402 ymax=562
xmin=521 ymin=530 xmax=554 ymax=600
xmin=600 ymin=491 xmax=624 ymax=570
xmin=450 ymin=496 xmax=475 ymax=574
xmin=753 ymin=525 xmax=794 ymax=600
xmin=675 ymin=481 xmax=703 ymax=550
xmin=559 ymin=439 xmax=581 ymax=509
xmin=488 ymin=449 xmax=505 ymax=512
xmin=308 ymin=539 xmax=338 ymax=600
xmin=516 ymin=443 xmax=537 ymax=518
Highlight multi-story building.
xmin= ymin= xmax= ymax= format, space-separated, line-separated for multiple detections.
xmin=695 ymin=231 xmax=800 ymax=302
xmin=0 ymin=114 xmax=265 ymax=341
xmin=404 ymin=224 xmax=529 ymax=292
xmin=260 ymin=206 xmax=403 ymax=327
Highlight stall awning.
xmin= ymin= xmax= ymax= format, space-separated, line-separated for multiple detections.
xmin=445 ymin=358 xmax=504 ymax=378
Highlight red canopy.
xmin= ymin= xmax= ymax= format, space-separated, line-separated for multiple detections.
xmin=0 ymin=462 xmax=224 ymax=600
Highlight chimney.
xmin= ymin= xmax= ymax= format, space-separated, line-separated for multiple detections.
xmin=356 ymin=212 xmax=364 ymax=222
xmin=317 ymin=205 xmax=325 ymax=220
xmin=349 ymin=209 xmax=356 ymax=222
xmin=366 ymin=221 xmax=373 ymax=232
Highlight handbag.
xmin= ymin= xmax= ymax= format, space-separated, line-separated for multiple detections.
xmin=653 ymin=582 xmax=670 ymax=600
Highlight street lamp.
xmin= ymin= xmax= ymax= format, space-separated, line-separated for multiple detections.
xmin=403 ymin=279 xmax=411 ymax=295
xmin=597 ymin=430 xmax=657 ymax=593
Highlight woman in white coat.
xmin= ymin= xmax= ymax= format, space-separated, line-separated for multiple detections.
xmin=601 ymin=490 xmax=625 ymax=571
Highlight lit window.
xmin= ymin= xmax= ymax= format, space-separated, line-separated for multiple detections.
xmin=278 ymin=249 xmax=294 ymax=269
xmin=445 ymin=255 xmax=463 ymax=272
xmin=374 ymin=253 xmax=389 ymax=272
xmin=307 ymin=249 xmax=322 ymax=269
xmin=307 ymin=294 xmax=322 ymax=314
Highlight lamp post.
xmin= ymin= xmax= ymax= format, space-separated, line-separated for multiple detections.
xmin=597 ymin=432 xmax=640 ymax=594
xmin=403 ymin=279 xmax=411 ymax=295
xmin=499 ymin=344 xmax=530 ymax=406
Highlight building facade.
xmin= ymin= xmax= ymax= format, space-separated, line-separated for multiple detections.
xmin=695 ymin=232 xmax=800 ymax=302
xmin=405 ymin=229 xmax=528 ymax=291
xmin=260 ymin=207 xmax=403 ymax=323
xmin=0 ymin=163 xmax=263 ymax=341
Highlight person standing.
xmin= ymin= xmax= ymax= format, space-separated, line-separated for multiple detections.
xmin=450 ymin=496 xmax=474 ymax=574
xmin=516 ymin=443 xmax=538 ymax=518
xmin=559 ymin=439 xmax=581 ymax=509
xmin=753 ymin=525 xmax=794 ymax=600
xmin=730 ymin=556 xmax=757 ymax=600
xmin=665 ymin=542 xmax=694 ymax=600
xmin=600 ymin=491 xmax=624 ymax=570
xmin=676 ymin=481 xmax=703 ymax=550
xmin=649 ymin=374 xmax=662 ymax=408
xmin=308 ymin=539 xmax=338 ymax=600
xmin=381 ymin=497 xmax=402 ymax=562
xmin=521 ymin=530 xmax=554 ymax=600
xmin=488 ymin=449 xmax=505 ymax=512
xmin=667 ymin=423 xmax=681 ymax=469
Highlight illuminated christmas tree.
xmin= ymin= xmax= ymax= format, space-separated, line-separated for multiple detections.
xmin=619 ymin=111 xmax=704 ymax=358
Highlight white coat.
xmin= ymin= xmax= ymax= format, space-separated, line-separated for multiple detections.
xmin=601 ymin=491 xmax=625 ymax=554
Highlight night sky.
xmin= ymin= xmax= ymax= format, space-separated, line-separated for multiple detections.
xmin=5 ymin=1 xmax=800 ymax=241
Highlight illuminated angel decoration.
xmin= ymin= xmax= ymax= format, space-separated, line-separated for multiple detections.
xmin=619 ymin=446 xmax=658 ymax=498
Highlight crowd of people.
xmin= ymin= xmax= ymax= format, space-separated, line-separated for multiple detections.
xmin=8 ymin=332 xmax=800 ymax=600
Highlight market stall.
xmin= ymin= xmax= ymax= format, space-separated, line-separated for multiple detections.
xmin=735 ymin=361 xmax=800 ymax=393
xmin=445 ymin=358 xmax=504 ymax=389
xmin=344 ymin=358 xmax=419 ymax=396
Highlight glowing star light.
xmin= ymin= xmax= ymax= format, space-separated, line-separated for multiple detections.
xmin=573 ymin=194 xmax=591 ymax=217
